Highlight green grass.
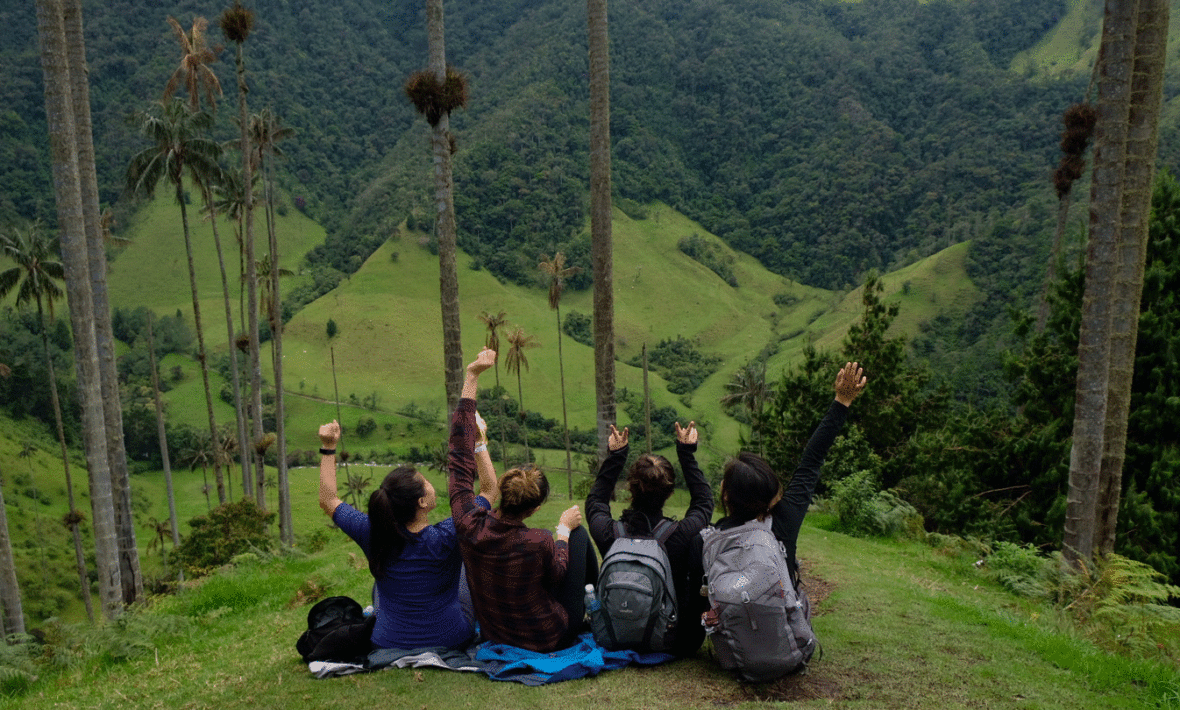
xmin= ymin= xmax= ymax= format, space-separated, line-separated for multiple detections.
xmin=95 ymin=197 xmax=982 ymax=463
xmin=4 ymin=413 xmax=1178 ymax=708
xmin=8 ymin=479 xmax=1179 ymax=709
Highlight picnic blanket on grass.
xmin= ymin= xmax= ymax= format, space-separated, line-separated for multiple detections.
xmin=307 ymin=633 xmax=674 ymax=684
xmin=477 ymin=632 xmax=674 ymax=685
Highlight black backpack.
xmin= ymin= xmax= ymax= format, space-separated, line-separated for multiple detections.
xmin=594 ymin=519 xmax=679 ymax=652
xmin=295 ymin=596 xmax=376 ymax=663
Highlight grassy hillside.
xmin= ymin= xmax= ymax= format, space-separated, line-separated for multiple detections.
xmin=4 ymin=462 xmax=1177 ymax=708
xmin=106 ymin=187 xmax=325 ymax=322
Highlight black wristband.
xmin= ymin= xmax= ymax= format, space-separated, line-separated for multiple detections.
xmin=319 ymin=447 xmax=336 ymax=456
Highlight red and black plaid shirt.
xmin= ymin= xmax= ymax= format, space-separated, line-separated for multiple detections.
xmin=448 ymin=398 xmax=570 ymax=652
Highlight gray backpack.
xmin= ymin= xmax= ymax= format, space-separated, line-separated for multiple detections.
xmin=594 ymin=519 xmax=678 ymax=652
xmin=700 ymin=518 xmax=816 ymax=682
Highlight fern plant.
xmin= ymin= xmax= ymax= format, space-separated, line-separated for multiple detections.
xmin=1060 ymin=554 xmax=1180 ymax=660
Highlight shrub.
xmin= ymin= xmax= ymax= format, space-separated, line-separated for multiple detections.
xmin=677 ymin=233 xmax=738 ymax=287
xmin=827 ymin=470 xmax=921 ymax=538
xmin=354 ymin=416 xmax=377 ymax=438
xmin=169 ymin=500 xmax=275 ymax=576
xmin=985 ymin=541 xmax=1054 ymax=597
xmin=562 ymin=310 xmax=593 ymax=347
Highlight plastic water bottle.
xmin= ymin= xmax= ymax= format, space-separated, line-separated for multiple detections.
xmin=584 ymin=584 xmax=609 ymax=646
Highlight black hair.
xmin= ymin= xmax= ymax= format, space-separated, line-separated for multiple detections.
xmin=498 ymin=464 xmax=549 ymax=518
xmin=619 ymin=454 xmax=676 ymax=532
xmin=719 ymin=452 xmax=781 ymax=523
xmin=367 ymin=465 xmax=426 ymax=579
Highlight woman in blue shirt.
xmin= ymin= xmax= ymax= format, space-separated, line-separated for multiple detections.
xmin=317 ymin=418 xmax=497 ymax=650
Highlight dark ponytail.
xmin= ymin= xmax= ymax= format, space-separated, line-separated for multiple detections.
xmin=367 ymin=466 xmax=426 ymax=578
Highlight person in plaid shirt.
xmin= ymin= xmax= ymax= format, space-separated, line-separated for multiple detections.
xmin=449 ymin=348 xmax=599 ymax=652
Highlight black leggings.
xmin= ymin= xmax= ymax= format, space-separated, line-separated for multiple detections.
xmin=552 ymin=526 xmax=599 ymax=646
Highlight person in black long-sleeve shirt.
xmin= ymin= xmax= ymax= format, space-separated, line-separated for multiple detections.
xmin=691 ymin=361 xmax=867 ymax=596
xmin=585 ymin=420 xmax=714 ymax=657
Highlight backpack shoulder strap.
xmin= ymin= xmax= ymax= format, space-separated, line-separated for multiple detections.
xmin=651 ymin=518 xmax=677 ymax=545
xmin=613 ymin=520 xmax=627 ymax=540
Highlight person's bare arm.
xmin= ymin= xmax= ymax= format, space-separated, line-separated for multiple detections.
xmin=474 ymin=411 xmax=499 ymax=505
xmin=317 ymin=420 xmax=343 ymax=516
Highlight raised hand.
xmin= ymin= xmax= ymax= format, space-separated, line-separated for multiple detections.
xmin=834 ymin=361 xmax=867 ymax=407
xmin=318 ymin=420 xmax=341 ymax=447
xmin=467 ymin=347 xmax=497 ymax=376
xmin=674 ymin=420 xmax=698 ymax=445
xmin=608 ymin=424 xmax=629 ymax=452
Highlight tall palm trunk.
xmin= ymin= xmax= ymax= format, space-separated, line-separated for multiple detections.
xmin=263 ymin=151 xmax=291 ymax=544
xmin=205 ymin=182 xmax=250 ymax=506
xmin=516 ymin=370 xmax=530 ymax=455
xmin=588 ymin=0 xmax=615 ymax=459
xmin=231 ymin=35 xmax=263 ymax=506
xmin=1063 ymin=0 xmax=1138 ymax=565
xmin=37 ymin=298 xmax=93 ymax=622
xmin=62 ymin=0 xmax=141 ymax=604
xmin=554 ymin=303 xmax=573 ymax=499
xmin=427 ymin=0 xmax=464 ymax=417
xmin=35 ymin=0 xmax=122 ymax=619
xmin=1096 ymin=0 xmax=1169 ymax=555
xmin=0 ymin=469 xmax=24 ymax=637
xmin=176 ymin=179 xmax=225 ymax=504
xmin=146 ymin=313 xmax=182 ymax=581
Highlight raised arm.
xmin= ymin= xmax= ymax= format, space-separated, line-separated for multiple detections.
xmin=317 ymin=420 xmax=343 ymax=516
xmin=449 ymin=349 xmax=496 ymax=518
xmin=585 ymin=424 xmax=629 ymax=555
xmin=771 ymin=362 xmax=867 ymax=558
xmin=674 ymin=421 xmax=714 ymax=532
xmin=474 ymin=411 xmax=499 ymax=505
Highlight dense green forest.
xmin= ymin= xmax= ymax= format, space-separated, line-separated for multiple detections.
xmin=3 ymin=0 xmax=1155 ymax=295
xmin=2 ymin=0 xmax=1148 ymax=407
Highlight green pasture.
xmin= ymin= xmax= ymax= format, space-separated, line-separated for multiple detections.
xmin=96 ymin=197 xmax=982 ymax=458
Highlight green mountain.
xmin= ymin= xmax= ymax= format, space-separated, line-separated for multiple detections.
xmin=6 ymin=0 xmax=1175 ymax=295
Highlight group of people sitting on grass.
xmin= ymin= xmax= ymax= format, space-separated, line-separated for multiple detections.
xmin=316 ymin=347 xmax=866 ymax=680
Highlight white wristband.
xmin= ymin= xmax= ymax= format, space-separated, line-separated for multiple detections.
xmin=474 ymin=443 xmax=487 ymax=453
xmin=555 ymin=524 xmax=571 ymax=538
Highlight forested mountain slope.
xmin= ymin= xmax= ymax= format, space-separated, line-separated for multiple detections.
xmin=6 ymin=0 xmax=1173 ymax=292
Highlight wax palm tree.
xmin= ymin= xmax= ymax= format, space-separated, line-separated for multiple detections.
xmin=504 ymin=326 xmax=540 ymax=456
xmin=406 ymin=0 xmax=469 ymax=416
xmin=209 ymin=166 xmax=256 ymax=332
xmin=248 ymin=106 xmax=296 ymax=542
xmin=479 ymin=309 xmax=510 ymax=469
xmin=35 ymin=0 xmax=122 ymax=619
xmin=219 ymin=0 xmax=263 ymax=510
xmin=0 ymin=220 xmax=94 ymax=622
xmin=57 ymin=0 xmax=143 ymax=607
xmin=164 ymin=16 xmax=223 ymax=112
xmin=720 ymin=359 xmax=771 ymax=456
xmin=162 ymin=12 xmax=244 ymax=510
xmin=539 ymin=253 xmax=581 ymax=498
xmin=126 ymin=98 xmax=228 ymax=505
xmin=1093 ymin=0 xmax=1169 ymax=557
xmin=588 ymin=0 xmax=615 ymax=459
xmin=1065 ymin=0 xmax=1169 ymax=565
xmin=0 ymin=362 xmax=14 ymax=634
xmin=144 ymin=311 xmax=181 ymax=581
xmin=178 ymin=435 xmax=215 ymax=511
xmin=201 ymin=168 xmax=251 ymax=506
xmin=0 ymin=457 xmax=23 ymax=638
